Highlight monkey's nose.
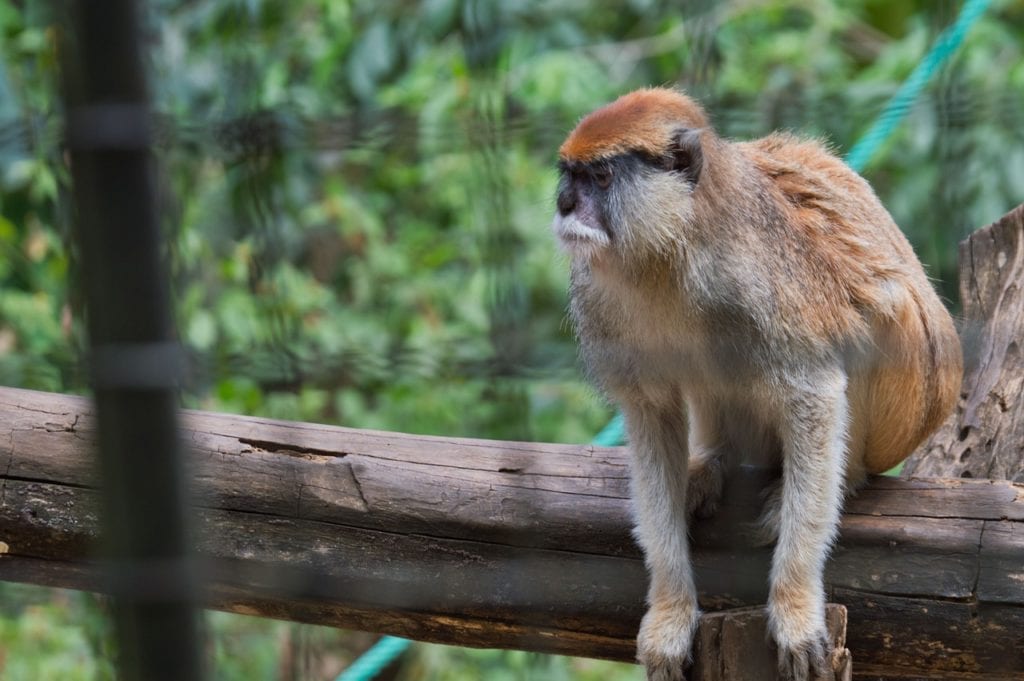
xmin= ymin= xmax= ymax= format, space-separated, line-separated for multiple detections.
xmin=557 ymin=191 xmax=576 ymax=217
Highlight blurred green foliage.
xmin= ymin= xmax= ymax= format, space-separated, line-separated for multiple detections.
xmin=0 ymin=585 xmax=115 ymax=680
xmin=1 ymin=0 xmax=1022 ymax=678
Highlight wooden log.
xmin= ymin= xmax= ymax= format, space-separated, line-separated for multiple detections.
xmin=906 ymin=203 xmax=1024 ymax=481
xmin=0 ymin=387 xmax=1021 ymax=679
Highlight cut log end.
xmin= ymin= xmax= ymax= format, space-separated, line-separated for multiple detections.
xmin=691 ymin=604 xmax=850 ymax=681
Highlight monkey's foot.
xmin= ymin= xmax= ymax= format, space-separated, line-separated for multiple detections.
xmin=768 ymin=589 xmax=834 ymax=681
xmin=775 ymin=634 xmax=833 ymax=681
xmin=686 ymin=456 xmax=724 ymax=519
xmin=636 ymin=601 xmax=699 ymax=681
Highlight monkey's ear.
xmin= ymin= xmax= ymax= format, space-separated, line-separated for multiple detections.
xmin=668 ymin=128 xmax=703 ymax=185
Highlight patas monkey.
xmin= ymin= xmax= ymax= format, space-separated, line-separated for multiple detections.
xmin=552 ymin=89 xmax=961 ymax=681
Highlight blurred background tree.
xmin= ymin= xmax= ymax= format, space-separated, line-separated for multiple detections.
xmin=0 ymin=0 xmax=1021 ymax=678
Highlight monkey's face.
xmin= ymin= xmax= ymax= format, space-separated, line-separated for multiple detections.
xmin=552 ymin=129 xmax=703 ymax=261
xmin=551 ymin=158 xmax=615 ymax=260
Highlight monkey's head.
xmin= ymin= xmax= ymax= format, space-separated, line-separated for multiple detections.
xmin=552 ymin=88 xmax=708 ymax=262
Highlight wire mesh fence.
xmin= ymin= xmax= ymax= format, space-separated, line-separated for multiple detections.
xmin=1 ymin=0 xmax=1023 ymax=678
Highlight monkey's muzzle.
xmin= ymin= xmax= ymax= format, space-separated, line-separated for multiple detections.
xmin=551 ymin=213 xmax=611 ymax=258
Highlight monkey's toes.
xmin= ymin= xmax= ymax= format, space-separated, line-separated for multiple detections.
xmin=636 ymin=602 xmax=698 ymax=681
xmin=643 ymin=657 xmax=689 ymax=681
xmin=776 ymin=635 xmax=832 ymax=681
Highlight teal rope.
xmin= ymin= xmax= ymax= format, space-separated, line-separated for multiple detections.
xmin=591 ymin=411 xmax=626 ymax=447
xmin=845 ymin=0 xmax=991 ymax=172
xmin=593 ymin=0 xmax=991 ymax=448
xmin=336 ymin=636 xmax=411 ymax=681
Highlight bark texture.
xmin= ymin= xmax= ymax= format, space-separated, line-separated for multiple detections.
xmin=0 ymin=387 xmax=1021 ymax=679
xmin=906 ymin=203 xmax=1024 ymax=481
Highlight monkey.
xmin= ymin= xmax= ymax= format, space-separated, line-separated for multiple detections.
xmin=551 ymin=88 xmax=962 ymax=681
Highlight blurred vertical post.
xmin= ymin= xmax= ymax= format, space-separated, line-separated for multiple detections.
xmin=61 ymin=1 xmax=204 ymax=680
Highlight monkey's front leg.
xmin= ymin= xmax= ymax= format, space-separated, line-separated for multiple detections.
xmin=623 ymin=395 xmax=698 ymax=681
xmin=769 ymin=372 xmax=848 ymax=681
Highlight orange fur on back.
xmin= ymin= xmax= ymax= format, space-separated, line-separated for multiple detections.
xmin=739 ymin=133 xmax=961 ymax=474
xmin=559 ymin=88 xmax=709 ymax=162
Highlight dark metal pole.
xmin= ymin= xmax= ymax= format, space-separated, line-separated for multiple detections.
xmin=61 ymin=2 xmax=204 ymax=679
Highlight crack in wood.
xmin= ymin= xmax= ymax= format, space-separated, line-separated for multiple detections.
xmin=181 ymin=502 xmax=641 ymax=560
xmin=971 ymin=520 xmax=987 ymax=600
xmin=11 ymin=404 xmax=78 ymax=416
xmin=834 ymin=583 xmax=981 ymax=606
xmin=489 ymin=481 xmax=628 ymax=500
xmin=295 ymin=465 xmax=369 ymax=514
xmin=346 ymin=465 xmax=369 ymax=511
xmin=843 ymin=510 xmax=1010 ymax=522
xmin=237 ymin=437 xmax=349 ymax=460
xmin=208 ymin=425 xmax=582 ymax=456
xmin=0 ymin=474 xmax=96 ymax=492
xmin=359 ymin=456 xmax=628 ymax=479
xmin=0 ymin=427 xmax=13 ymax=508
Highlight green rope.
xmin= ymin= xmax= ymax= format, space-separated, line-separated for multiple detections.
xmin=845 ymin=0 xmax=991 ymax=171
xmin=593 ymin=0 xmax=991 ymax=449
xmin=591 ymin=411 xmax=626 ymax=447
xmin=335 ymin=636 xmax=411 ymax=681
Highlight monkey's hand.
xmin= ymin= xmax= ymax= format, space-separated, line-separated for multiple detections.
xmin=775 ymin=634 xmax=833 ymax=681
xmin=769 ymin=598 xmax=834 ymax=681
xmin=636 ymin=599 xmax=699 ymax=681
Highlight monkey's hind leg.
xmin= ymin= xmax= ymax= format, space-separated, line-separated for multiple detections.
xmin=685 ymin=397 xmax=728 ymax=519
xmin=687 ymin=453 xmax=725 ymax=519
xmin=623 ymin=394 xmax=699 ymax=681
xmin=753 ymin=478 xmax=784 ymax=546
xmin=768 ymin=371 xmax=848 ymax=681
xmin=756 ymin=443 xmax=867 ymax=547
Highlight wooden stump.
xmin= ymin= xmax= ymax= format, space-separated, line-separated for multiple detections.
xmin=905 ymin=203 xmax=1024 ymax=481
xmin=691 ymin=605 xmax=851 ymax=681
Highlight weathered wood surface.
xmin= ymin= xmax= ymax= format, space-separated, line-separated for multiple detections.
xmin=692 ymin=606 xmax=851 ymax=681
xmin=0 ymin=387 xmax=1021 ymax=679
xmin=906 ymin=203 xmax=1024 ymax=481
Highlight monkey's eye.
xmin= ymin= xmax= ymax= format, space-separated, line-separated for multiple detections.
xmin=593 ymin=167 xmax=613 ymax=189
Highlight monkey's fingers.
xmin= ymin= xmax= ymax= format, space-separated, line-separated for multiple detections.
xmin=644 ymin=659 xmax=690 ymax=681
xmin=776 ymin=634 xmax=833 ymax=681
xmin=636 ymin=602 xmax=698 ymax=681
